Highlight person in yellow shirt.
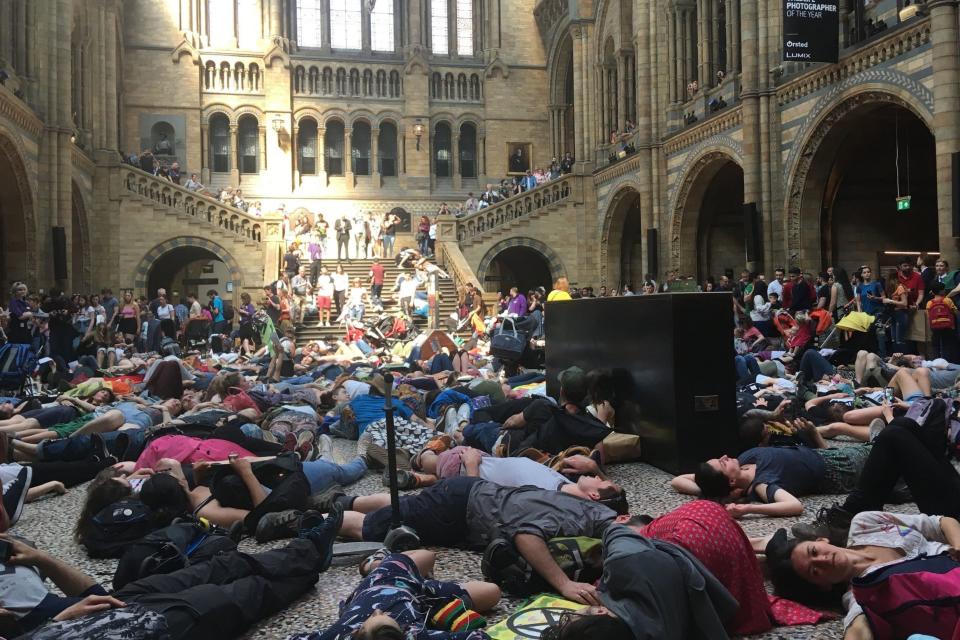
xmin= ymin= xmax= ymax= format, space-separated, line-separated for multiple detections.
xmin=547 ymin=276 xmax=572 ymax=302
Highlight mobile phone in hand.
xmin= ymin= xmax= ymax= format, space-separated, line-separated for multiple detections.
xmin=0 ymin=539 xmax=13 ymax=563
xmin=884 ymin=388 xmax=895 ymax=404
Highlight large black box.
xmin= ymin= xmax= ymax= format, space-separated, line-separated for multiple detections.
xmin=545 ymin=293 xmax=738 ymax=475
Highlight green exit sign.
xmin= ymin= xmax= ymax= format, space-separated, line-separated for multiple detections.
xmin=896 ymin=196 xmax=912 ymax=211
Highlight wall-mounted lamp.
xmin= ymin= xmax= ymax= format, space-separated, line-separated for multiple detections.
xmin=413 ymin=119 xmax=425 ymax=151
xmin=272 ymin=117 xmax=284 ymax=145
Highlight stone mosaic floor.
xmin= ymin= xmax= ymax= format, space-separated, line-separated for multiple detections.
xmin=14 ymin=437 xmax=896 ymax=639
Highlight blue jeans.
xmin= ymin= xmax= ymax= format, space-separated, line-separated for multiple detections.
xmin=37 ymin=429 xmax=145 ymax=462
xmin=734 ymin=355 xmax=761 ymax=384
xmin=302 ymin=457 xmax=368 ymax=493
xmin=462 ymin=421 xmax=502 ymax=453
xmin=506 ymin=371 xmax=545 ymax=386
xmin=798 ymin=349 xmax=835 ymax=382
xmin=383 ymin=234 xmax=396 ymax=257
xmin=891 ymin=309 xmax=909 ymax=351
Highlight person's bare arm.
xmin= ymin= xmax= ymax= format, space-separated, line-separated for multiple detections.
xmin=728 ymin=486 xmax=803 ymax=518
xmin=804 ymin=392 xmax=847 ymax=410
xmin=670 ymin=474 xmax=701 ymax=495
xmin=844 ymin=615 xmax=874 ymax=640
xmin=502 ymin=412 xmax=526 ymax=430
xmin=4 ymin=536 xmax=98 ymax=596
xmin=229 ymin=456 xmax=267 ymax=507
xmin=461 ymin=448 xmax=482 ymax=477
xmin=940 ymin=516 xmax=960 ymax=548
xmin=514 ymin=533 xmax=601 ymax=605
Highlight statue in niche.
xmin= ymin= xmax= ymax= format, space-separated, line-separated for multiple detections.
xmin=154 ymin=133 xmax=173 ymax=155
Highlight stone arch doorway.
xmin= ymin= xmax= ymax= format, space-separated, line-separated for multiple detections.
xmin=478 ymin=238 xmax=564 ymax=296
xmin=0 ymin=132 xmax=35 ymax=288
xmin=787 ymin=97 xmax=936 ymax=271
xmin=602 ymin=186 xmax=644 ymax=289
xmin=674 ymin=154 xmax=745 ymax=281
xmin=135 ymin=238 xmax=243 ymax=306
xmin=71 ymin=181 xmax=91 ymax=293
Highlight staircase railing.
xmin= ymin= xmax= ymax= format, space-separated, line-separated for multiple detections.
xmin=118 ymin=165 xmax=264 ymax=242
xmin=454 ymin=175 xmax=574 ymax=246
xmin=436 ymin=240 xmax=485 ymax=295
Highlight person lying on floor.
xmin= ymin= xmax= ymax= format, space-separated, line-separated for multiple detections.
xmin=671 ymin=418 xmax=872 ymax=518
xmin=9 ymin=397 xmax=183 ymax=445
xmin=328 ymin=476 xmax=626 ymax=604
xmin=539 ymin=524 xmax=737 ymax=640
xmin=761 ymin=511 xmax=960 ymax=640
xmin=0 ymin=388 xmax=115 ymax=437
xmin=0 ymin=507 xmax=342 ymax=639
xmin=289 ymin=549 xmax=500 ymax=640
xmin=395 ymin=444 xmax=624 ymax=509
xmin=814 ymin=367 xmax=928 ymax=441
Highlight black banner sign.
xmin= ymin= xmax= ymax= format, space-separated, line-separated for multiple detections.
xmin=783 ymin=1 xmax=839 ymax=63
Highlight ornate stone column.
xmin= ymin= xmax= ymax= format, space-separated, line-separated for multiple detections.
xmin=258 ymin=125 xmax=267 ymax=172
xmin=291 ymin=123 xmax=300 ymax=187
xmin=344 ymin=126 xmax=354 ymax=186
xmin=478 ymin=130 xmax=486 ymax=183
xmin=617 ymin=54 xmax=628 ymax=130
xmin=668 ymin=8 xmax=678 ymax=102
xmin=930 ymin=0 xmax=960 ymax=266
xmin=200 ymin=122 xmax=210 ymax=183
xmin=371 ymin=126 xmax=381 ymax=185
xmin=452 ymin=133 xmax=461 ymax=190
xmin=317 ymin=126 xmax=327 ymax=184
xmin=229 ymin=124 xmax=239 ymax=186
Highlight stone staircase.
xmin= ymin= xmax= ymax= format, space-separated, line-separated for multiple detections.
xmin=294 ymin=257 xmax=463 ymax=343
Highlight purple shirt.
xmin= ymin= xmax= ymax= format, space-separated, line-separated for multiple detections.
xmin=6 ymin=298 xmax=32 ymax=343
xmin=506 ymin=294 xmax=527 ymax=316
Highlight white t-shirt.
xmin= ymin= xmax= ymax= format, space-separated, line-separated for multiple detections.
xmin=333 ymin=273 xmax=349 ymax=292
xmin=478 ymin=456 xmax=571 ymax=490
xmin=156 ymin=304 xmax=174 ymax=320
xmin=399 ymin=276 xmax=419 ymax=299
xmin=842 ymin=512 xmax=951 ymax=630
xmin=348 ymin=287 xmax=365 ymax=306
xmin=768 ymin=279 xmax=784 ymax=299
xmin=342 ymin=379 xmax=371 ymax=399
xmin=317 ymin=275 xmax=334 ymax=298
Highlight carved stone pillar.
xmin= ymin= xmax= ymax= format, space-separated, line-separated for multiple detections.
xmin=617 ymin=55 xmax=627 ymax=130
xmin=291 ymin=124 xmax=300 ymax=186
xmin=478 ymin=131 xmax=486 ymax=183
xmin=344 ymin=127 xmax=354 ymax=186
xmin=317 ymin=126 xmax=327 ymax=184
xmin=452 ymin=134 xmax=461 ymax=190
xmin=258 ymin=125 xmax=267 ymax=173
xmin=371 ymin=127 xmax=381 ymax=185
xmin=229 ymin=124 xmax=239 ymax=186
xmin=200 ymin=122 xmax=210 ymax=183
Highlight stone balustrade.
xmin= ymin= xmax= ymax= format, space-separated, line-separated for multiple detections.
xmin=453 ymin=176 xmax=574 ymax=246
xmin=436 ymin=238 xmax=485 ymax=294
xmin=120 ymin=165 xmax=264 ymax=242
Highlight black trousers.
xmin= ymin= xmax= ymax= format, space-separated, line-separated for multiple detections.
xmin=113 ymin=539 xmax=321 ymax=640
xmin=843 ymin=416 xmax=960 ymax=518
xmin=337 ymin=236 xmax=350 ymax=260
xmin=30 ymin=456 xmax=114 ymax=488
xmin=472 ymin=397 xmax=536 ymax=424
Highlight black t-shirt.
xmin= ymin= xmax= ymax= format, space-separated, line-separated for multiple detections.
xmin=283 ymin=254 xmax=300 ymax=273
xmin=738 ymin=445 xmax=826 ymax=502
xmin=265 ymin=295 xmax=281 ymax=324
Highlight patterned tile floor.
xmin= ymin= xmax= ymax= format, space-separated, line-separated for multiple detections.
xmin=15 ymin=437 xmax=896 ymax=639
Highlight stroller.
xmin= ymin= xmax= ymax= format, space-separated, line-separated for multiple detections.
xmin=0 ymin=343 xmax=38 ymax=396
xmin=183 ymin=319 xmax=212 ymax=352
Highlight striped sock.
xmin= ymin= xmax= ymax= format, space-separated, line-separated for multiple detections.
xmin=431 ymin=599 xmax=486 ymax=631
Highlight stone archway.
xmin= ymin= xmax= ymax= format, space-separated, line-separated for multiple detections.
xmin=0 ymin=130 xmax=37 ymax=288
xmin=477 ymin=237 xmax=566 ymax=294
xmin=600 ymin=184 xmax=644 ymax=288
xmin=670 ymin=151 xmax=745 ymax=280
xmin=785 ymin=90 xmax=936 ymax=269
xmin=133 ymin=237 xmax=244 ymax=302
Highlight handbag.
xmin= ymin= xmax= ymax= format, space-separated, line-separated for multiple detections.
xmin=599 ymin=432 xmax=642 ymax=463
xmin=490 ymin=318 xmax=527 ymax=361
xmin=222 ymin=386 xmax=261 ymax=416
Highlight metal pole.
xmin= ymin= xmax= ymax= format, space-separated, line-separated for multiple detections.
xmin=382 ymin=372 xmax=401 ymax=529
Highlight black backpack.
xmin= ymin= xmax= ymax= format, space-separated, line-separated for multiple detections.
xmin=222 ymin=301 xmax=235 ymax=322
xmin=81 ymin=499 xmax=157 ymax=559
xmin=113 ymin=517 xmax=237 ymax=589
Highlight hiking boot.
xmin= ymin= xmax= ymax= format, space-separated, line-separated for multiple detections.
xmin=299 ymin=504 xmax=344 ymax=571
xmin=791 ymin=504 xmax=853 ymax=547
xmin=317 ymin=434 xmax=334 ymax=462
xmin=255 ymin=509 xmax=304 ymax=543
xmin=363 ymin=442 xmax=389 ymax=469
xmin=308 ymin=484 xmax=346 ymax=512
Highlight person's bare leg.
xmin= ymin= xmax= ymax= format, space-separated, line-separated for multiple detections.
xmin=11 ymin=440 xmax=38 ymax=461
xmin=913 ymin=367 xmax=933 ymax=396
xmin=855 ymin=350 xmax=869 ymax=384
xmin=339 ymin=510 xmax=365 ymax=540
xmin=462 ymin=581 xmax=502 ymax=611
xmin=0 ymin=418 xmax=40 ymax=433
xmin=21 ymin=430 xmax=59 ymax=444
xmin=71 ymin=410 xmax=124 ymax=437
xmin=351 ymin=493 xmax=392 ymax=513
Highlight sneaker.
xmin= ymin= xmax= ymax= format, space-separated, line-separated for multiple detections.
xmin=363 ymin=442 xmax=389 ymax=469
xmin=295 ymin=431 xmax=315 ymax=461
xmin=382 ymin=469 xmax=418 ymax=491
xmin=791 ymin=504 xmax=853 ymax=547
xmin=2 ymin=467 xmax=31 ymax=527
xmin=308 ymin=484 xmax=346 ymax=512
xmin=317 ymin=434 xmax=334 ymax=462
xmin=868 ymin=418 xmax=887 ymax=442
xmin=282 ymin=432 xmax=297 ymax=453
xmin=255 ymin=509 xmax=304 ymax=543
xmin=299 ymin=504 xmax=344 ymax=571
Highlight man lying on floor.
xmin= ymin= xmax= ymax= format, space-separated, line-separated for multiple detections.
xmin=0 ymin=507 xmax=342 ymax=639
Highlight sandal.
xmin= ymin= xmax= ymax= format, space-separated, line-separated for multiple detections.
xmin=358 ymin=547 xmax=390 ymax=577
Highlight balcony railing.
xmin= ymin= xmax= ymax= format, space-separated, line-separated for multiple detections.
xmin=120 ymin=165 xmax=263 ymax=242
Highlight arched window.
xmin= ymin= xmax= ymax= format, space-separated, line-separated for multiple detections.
xmin=297 ymin=0 xmax=323 ymax=47
xmin=469 ymin=74 xmax=481 ymax=100
xmin=434 ymin=122 xmax=451 ymax=177
xmin=234 ymin=62 xmax=246 ymax=91
xmin=349 ymin=68 xmax=360 ymax=95
xmin=325 ymin=119 xmax=345 ymax=176
xmin=309 ymin=66 xmax=320 ymax=94
xmin=238 ymin=115 xmax=259 ymax=174
xmin=352 ymin=121 xmax=371 ymax=176
xmin=376 ymin=70 xmax=387 ymax=96
xmin=294 ymin=66 xmax=306 ymax=93
xmin=457 ymin=73 xmax=467 ymax=100
xmin=371 ymin=0 xmax=395 ymax=52
xmin=249 ymin=64 xmax=261 ymax=91
xmin=322 ymin=67 xmax=333 ymax=94
xmin=379 ymin=122 xmax=398 ymax=176
xmin=209 ymin=113 xmax=230 ymax=173
xmin=363 ymin=69 xmax=373 ymax=96
xmin=298 ymin=118 xmax=318 ymax=175
xmin=456 ymin=0 xmax=473 ymax=55
xmin=444 ymin=73 xmax=455 ymax=100
xmin=204 ymin=61 xmax=216 ymax=89
xmin=237 ymin=0 xmax=260 ymax=48
xmin=459 ymin=122 xmax=477 ymax=177
xmin=219 ymin=62 xmax=231 ymax=90
xmin=389 ymin=71 xmax=401 ymax=97
xmin=336 ymin=68 xmax=347 ymax=94
xmin=431 ymin=0 xmax=448 ymax=55
xmin=431 ymin=72 xmax=442 ymax=99
xmin=330 ymin=0 xmax=362 ymax=49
